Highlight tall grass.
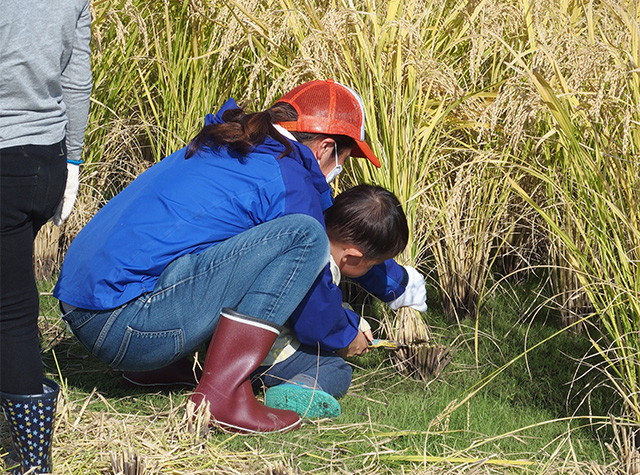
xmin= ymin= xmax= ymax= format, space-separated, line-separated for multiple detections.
xmin=503 ymin=1 xmax=640 ymax=425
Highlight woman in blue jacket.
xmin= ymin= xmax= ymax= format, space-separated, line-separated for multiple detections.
xmin=54 ymin=80 xmax=427 ymax=434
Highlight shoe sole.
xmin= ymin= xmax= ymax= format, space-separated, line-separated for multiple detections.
xmin=265 ymin=385 xmax=341 ymax=419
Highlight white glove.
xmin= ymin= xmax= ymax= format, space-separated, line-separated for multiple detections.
xmin=388 ymin=266 xmax=428 ymax=312
xmin=53 ymin=163 xmax=80 ymax=226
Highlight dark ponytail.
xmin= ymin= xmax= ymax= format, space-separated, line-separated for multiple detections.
xmin=185 ymin=101 xmax=355 ymax=159
xmin=185 ymin=106 xmax=293 ymax=159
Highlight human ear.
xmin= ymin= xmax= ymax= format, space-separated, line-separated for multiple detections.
xmin=318 ymin=138 xmax=336 ymax=161
xmin=312 ymin=138 xmax=337 ymax=177
xmin=341 ymin=246 xmax=364 ymax=265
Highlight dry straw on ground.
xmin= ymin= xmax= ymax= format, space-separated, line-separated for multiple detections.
xmin=1 ymin=313 xmax=628 ymax=474
xmin=1 ymin=374 xmax=622 ymax=475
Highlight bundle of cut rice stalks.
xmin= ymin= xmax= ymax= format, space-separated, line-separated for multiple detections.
xmin=110 ymin=449 xmax=150 ymax=475
xmin=390 ymin=307 xmax=453 ymax=382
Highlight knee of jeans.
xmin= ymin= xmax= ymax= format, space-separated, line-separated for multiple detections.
xmin=332 ymin=362 xmax=353 ymax=398
xmin=313 ymin=358 xmax=351 ymax=398
xmin=296 ymin=214 xmax=330 ymax=267
xmin=311 ymin=220 xmax=330 ymax=257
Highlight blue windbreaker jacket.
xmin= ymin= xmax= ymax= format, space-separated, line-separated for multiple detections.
xmin=54 ymin=99 xmax=409 ymax=351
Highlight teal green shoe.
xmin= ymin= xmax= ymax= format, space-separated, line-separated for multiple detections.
xmin=265 ymin=384 xmax=341 ymax=419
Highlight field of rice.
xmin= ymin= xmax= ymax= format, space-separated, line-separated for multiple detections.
xmin=16 ymin=0 xmax=640 ymax=473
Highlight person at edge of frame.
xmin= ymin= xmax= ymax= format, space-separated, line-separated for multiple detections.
xmin=0 ymin=1 xmax=92 ymax=474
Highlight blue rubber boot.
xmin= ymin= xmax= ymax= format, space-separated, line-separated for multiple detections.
xmin=0 ymin=378 xmax=59 ymax=474
xmin=265 ymin=383 xmax=341 ymax=419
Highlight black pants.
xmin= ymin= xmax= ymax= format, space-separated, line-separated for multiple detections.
xmin=0 ymin=140 xmax=67 ymax=394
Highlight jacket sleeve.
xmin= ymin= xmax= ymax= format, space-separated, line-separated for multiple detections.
xmin=288 ymin=265 xmax=360 ymax=352
xmin=351 ymin=258 xmax=409 ymax=303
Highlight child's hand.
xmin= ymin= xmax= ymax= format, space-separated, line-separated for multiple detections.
xmin=336 ymin=331 xmax=370 ymax=358
xmin=358 ymin=317 xmax=374 ymax=342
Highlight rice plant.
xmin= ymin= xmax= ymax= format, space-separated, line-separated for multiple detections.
xmin=503 ymin=0 xmax=640 ymax=426
xmin=428 ymin=154 xmax=518 ymax=324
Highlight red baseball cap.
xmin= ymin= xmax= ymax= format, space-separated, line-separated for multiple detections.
xmin=275 ymin=79 xmax=381 ymax=168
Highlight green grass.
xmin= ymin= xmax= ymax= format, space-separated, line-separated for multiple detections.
xmin=28 ymin=276 xmax=615 ymax=474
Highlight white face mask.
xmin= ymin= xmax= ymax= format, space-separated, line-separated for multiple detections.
xmin=325 ymin=143 xmax=343 ymax=184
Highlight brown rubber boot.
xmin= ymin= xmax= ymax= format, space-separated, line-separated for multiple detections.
xmin=122 ymin=357 xmax=201 ymax=388
xmin=188 ymin=308 xmax=301 ymax=434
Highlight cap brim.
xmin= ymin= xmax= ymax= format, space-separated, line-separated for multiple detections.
xmin=352 ymin=140 xmax=381 ymax=168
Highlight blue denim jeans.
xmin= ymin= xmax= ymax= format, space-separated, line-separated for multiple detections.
xmin=61 ymin=214 xmax=329 ymax=372
xmin=252 ymin=344 xmax=353 ymax=398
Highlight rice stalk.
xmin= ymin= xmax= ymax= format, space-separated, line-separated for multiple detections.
xmin=606 ymin=415 xmax=640 ymax=475
xmin=33 ymin=222 xmax=62 ymax=280
xmin=509 ymin=149 xmax=640 ymax=418
xmin=386 ymin=307 xmax=452 ymax=381
xmin=429 ymin=155 xmax=517 ymax=323
xmin=471 ymin=0 xmax=640 ymax=425
xmin=492 ymin=193 xmax=546 ymax=280
xmin=110 ymin=449 xmax=150 ymax=475
xmin=124 ymin=0 xmax=263 ymax=160
xmin=518 ymin=23 xmax=639 ymax=424
xmin=379 ymin=453 xmax=535 ymax=467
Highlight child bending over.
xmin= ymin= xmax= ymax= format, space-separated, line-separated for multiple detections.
xmin=253 ymin=183 xmax=416 ymax=418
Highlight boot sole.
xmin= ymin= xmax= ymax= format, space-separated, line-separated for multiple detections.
xmin=265 ymin=384 xmax=341 ymax=419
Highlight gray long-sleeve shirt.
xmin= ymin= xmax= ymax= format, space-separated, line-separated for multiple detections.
xmin=0 ymin=0 xmax=92 ymax=163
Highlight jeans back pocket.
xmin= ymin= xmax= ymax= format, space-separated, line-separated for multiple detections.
xmin=109 ymin=326 xmax=184 ymax=371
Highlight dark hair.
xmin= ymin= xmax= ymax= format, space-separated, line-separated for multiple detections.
xmin=185 ymin=102 xmax=355 ymax=159
xmin=324 ymin=184 xmax=409 ymax=260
